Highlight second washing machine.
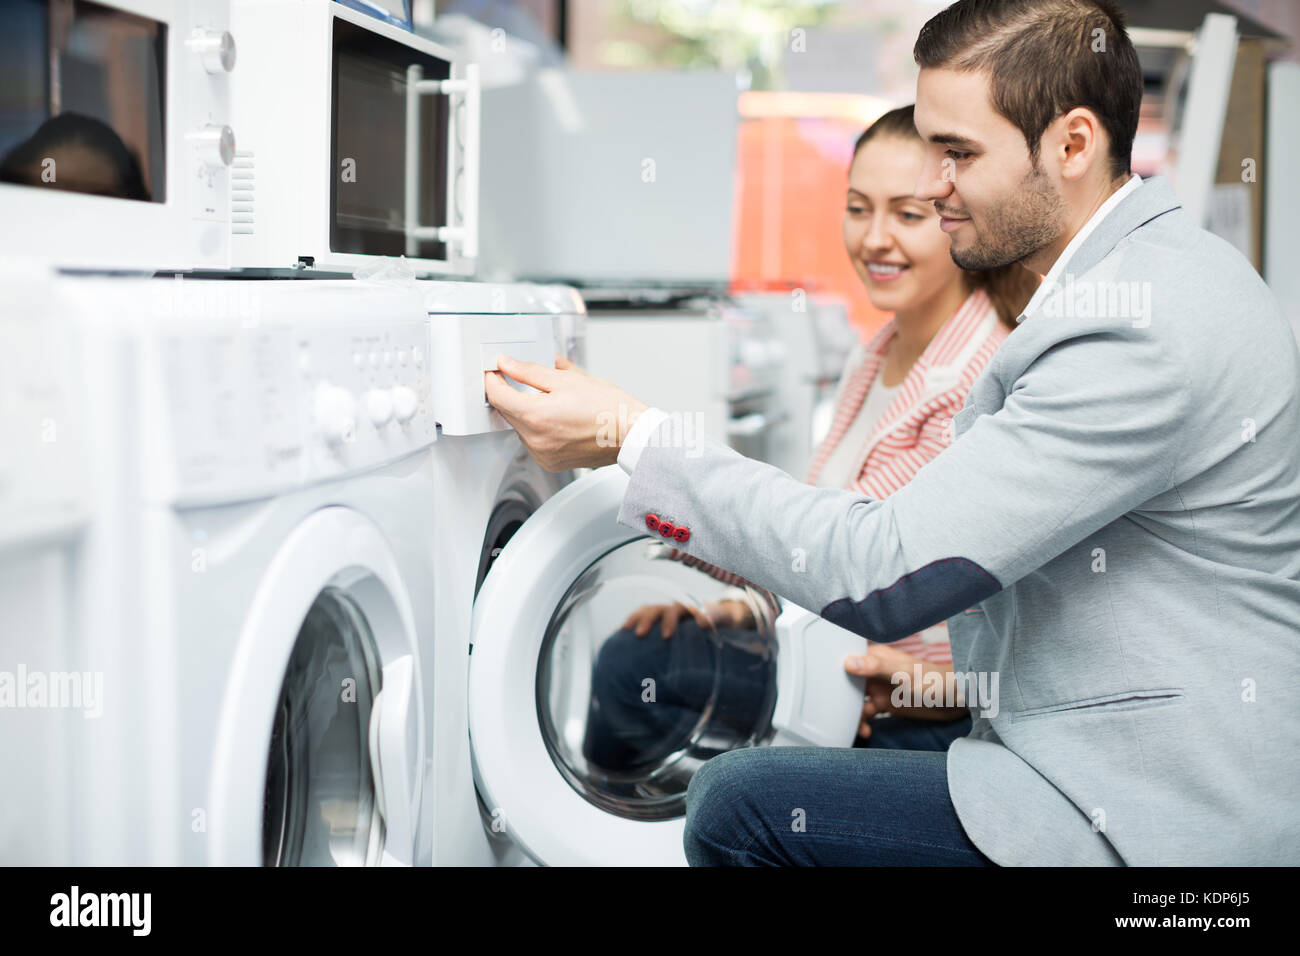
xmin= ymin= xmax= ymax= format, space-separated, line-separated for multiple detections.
xmin=61 ymin=276 xmax=438 ymax=865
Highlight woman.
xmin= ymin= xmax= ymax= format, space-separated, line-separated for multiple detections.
xmin=803 ymin=104 xmax=1037 ymax=746
xmin=589 ymin=105 xmax=1037 ymax=768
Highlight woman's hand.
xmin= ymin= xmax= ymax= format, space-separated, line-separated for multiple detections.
xmin=484 ymin=354 xmax=650 ymax=472
xmin=621 ymin=599 xmax=757 ymax=639
xmin=844 ymin=643 xmax=968 ymax=738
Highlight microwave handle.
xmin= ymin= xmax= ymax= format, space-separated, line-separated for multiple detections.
xmin=406 ymin=62 xmax=481 ymax=260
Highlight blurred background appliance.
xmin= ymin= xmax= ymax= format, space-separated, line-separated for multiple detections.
xmin=477 ymin=66 xmax=803 ymax=465
xmin=581 ymin=292 xmax=789 ymax=469
xmin=477 ymin=68 xmax=738 ymax=288
xmin=732 ymin=288 xmax=858 ymax=478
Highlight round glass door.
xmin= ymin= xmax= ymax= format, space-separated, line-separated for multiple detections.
xmin=263 ymin=586 xmax=384 ymax=867
xmin=535 ymin=538 xmax=779 ymax=821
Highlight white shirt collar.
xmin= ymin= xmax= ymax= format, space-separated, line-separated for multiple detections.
xmin=1021 ymin=173 xmax=1143 ymax=320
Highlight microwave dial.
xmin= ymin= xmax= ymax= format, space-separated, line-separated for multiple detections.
xmin=188 ymin=28 xmax=237 ymax=75
xmin=190 ymin=125 xmax=236 ymax=170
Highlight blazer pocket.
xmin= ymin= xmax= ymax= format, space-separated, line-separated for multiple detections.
xmin=1013 ymin=688 xmax=1186 ymax=720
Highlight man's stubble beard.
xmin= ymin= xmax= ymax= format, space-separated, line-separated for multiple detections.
xmin=950 ymin=158 xmax=1066 ymax=271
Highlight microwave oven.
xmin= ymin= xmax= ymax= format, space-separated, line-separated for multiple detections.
xmin=229 ymin=0 xmax=479 ymax=276
xmin=0 ymin=0 xmax=237 ymax=271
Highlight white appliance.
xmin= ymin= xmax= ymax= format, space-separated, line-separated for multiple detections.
xmin=583 ymin=296 xmax=789 ymax=465
xmin=477 ymin=68 xmax=737 ymax=286
xmin=1265 ymin=61 xmax=1300 ymax=338
xmin=228 ymin=0 xmax=479 ymax=275
xmin=467 ymin=466 xmax=869 ymax=866
xmin=1168 ymin=12 xmax=1238 ymax=228
xmin=59 ymin=276 xmax=437 ymax=865
xmin=733 ymin=290 xmax=857 ymax=478
xmin=417 ymin=280 xmax=582 ymax=866
xmin=0 ymin=272 xmax=92 ymax=865
xmin=416 ymin=284 xmax=865 ymax=868
xmin=0 ymin=0 xmax=237 ymax=271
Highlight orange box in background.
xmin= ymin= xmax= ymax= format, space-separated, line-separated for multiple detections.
xmin=730 ymin=92 xmax=899 ymax=340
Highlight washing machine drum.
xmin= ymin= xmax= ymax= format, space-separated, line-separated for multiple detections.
xmin=263 ymin=587 xmax=384 ymax=867
xmin=469 ymin=467 xmax=866 ymax=866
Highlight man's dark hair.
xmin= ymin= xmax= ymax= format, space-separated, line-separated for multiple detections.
xmin=913 ymin=0 xmax=1141 ymax=179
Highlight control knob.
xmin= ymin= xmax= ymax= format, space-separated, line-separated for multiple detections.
xmin=365 ymin=389 xmax=394 ymax=428
xmin=190 ymin=124 xmax=236 ymax=170
xmin=391 ymin=386 xmax=419 ymax=425
xmin=314 ymin=383 xmax=357 ymax=445
xmin=188 ymin=29 xmax=237 ymax=74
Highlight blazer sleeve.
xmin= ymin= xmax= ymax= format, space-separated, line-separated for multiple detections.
xmin=616 ymin=325 xmax=1193 ymax=641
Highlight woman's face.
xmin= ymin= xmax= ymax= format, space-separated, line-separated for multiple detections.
xmin=843 ymin=135 xmax=964 ymax=314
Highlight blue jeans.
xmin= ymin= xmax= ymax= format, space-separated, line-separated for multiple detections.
xmin=856 ymin=712 xmax=973 ymax=750
xmin=684 ymin=716 xmax=994 ymax=866
xmin=582 ymin=620 xmax=776 ymax=771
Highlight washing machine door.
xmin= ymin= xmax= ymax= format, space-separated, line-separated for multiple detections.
xmin=210 ymin=507 xmax=424 ymax=867
xmin=468 ymin=466 xmax=866 ymax=866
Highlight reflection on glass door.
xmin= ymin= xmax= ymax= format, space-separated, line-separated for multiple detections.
xmin=263 ymin=587 xmax=383 ymax=867
xmin=536 ymin=539 xmax=780 ymax=821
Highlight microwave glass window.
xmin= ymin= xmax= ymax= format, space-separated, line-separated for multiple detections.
xmin=0 ymin=0 xmax=166 ymax=203
xmin=331 ymin=17 xmax=450 ymax=261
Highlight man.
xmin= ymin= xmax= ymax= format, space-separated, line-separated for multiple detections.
xmin=485 ymin=0 xmax=1300 ymax=865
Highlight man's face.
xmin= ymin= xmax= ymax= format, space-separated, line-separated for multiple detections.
xmin=913 ymin=67 xmax=1067 ymax=271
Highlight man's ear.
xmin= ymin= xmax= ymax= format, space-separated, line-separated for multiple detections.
xmin=1056 ymin=107 xmax=1106 ymax=183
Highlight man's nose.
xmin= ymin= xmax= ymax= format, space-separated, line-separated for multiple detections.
xmin=913 ymin=153 xmax=953 ymax=202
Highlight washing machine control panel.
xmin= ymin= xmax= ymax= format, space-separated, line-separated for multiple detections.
xmin=101 ymin=280 xmax=435 ymax=506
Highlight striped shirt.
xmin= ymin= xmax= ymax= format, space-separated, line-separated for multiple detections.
xmin=804 ymin=288 xmax=1009 ymax=664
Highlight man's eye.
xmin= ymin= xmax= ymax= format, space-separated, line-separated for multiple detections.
xmin=945 ymin=149 xmax=972 ymax=161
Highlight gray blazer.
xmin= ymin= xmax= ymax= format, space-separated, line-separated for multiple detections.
xmin=617 ymin=176 xmax=1300 ymax=865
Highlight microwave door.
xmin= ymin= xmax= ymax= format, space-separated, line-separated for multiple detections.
xmin=405 ymin=62 xmax=479 ymax=265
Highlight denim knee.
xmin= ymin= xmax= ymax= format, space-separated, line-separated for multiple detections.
xmin=683 ymin=749 xmax=764 ymax=865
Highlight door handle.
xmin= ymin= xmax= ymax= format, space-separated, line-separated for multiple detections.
xmin=405 ymin=62 xmax=481 ymax=261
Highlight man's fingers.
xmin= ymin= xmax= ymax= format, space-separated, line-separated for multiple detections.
xmin=844 ymin=652 xmax=884 ymax=676
xmin=661 ymin=605 xmax=682 ymax=639
xmin=630 ymin=607 xmax=657 ymax=637
xmin=496 ymin=354 xmax=560 ymax=392
xmin=484 ymin=369 xmax=533 ymax=420
xmin=554 ymin=354 xmax=587 ymax=374
xmin=845 ymin=644 xmax=918 ymax=678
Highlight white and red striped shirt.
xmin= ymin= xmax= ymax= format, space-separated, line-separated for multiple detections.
xmin=804 ymin=288 xmax=1009 ymax=664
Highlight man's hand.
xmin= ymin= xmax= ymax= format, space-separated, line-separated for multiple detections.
xmin=484 ymin=354 xmax=650 ymax=472
xmin=844 ymin=643 xmax=968 ymax=738
xmin=621 ymin=599 xmax=757 ymax=639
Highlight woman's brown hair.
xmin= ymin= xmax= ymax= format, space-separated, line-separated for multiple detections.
xmin=852 ymin=104 xmax=1039 ymax=329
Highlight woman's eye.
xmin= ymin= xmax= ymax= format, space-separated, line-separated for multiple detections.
xmin=846 ymin=205 xmax=868 ymax=216
xmin=900 ymin=212 xmax=924 ymax=222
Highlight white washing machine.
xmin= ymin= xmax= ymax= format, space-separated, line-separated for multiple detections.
xmin=58 ymin=276 xmax=437 ymax=866
xmin=416 ymin=283 xmax=871 ymax=866
xmin=0 ymin=272 xmax=92 ymax=865
xmin=417 ymin=281 xmax=582 ymax=866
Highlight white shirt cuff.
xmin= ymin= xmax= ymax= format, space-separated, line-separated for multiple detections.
xmin=616 ymin=407 xmax=669 ymax=474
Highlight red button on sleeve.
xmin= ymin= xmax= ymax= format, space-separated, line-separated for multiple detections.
xmin=645 ymin=513 xmax=660 ymax=532
xmin=673 ymin=526 xmax=690 ymax=543
xmin=658 ymin=522 xmax=675 ymax=538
